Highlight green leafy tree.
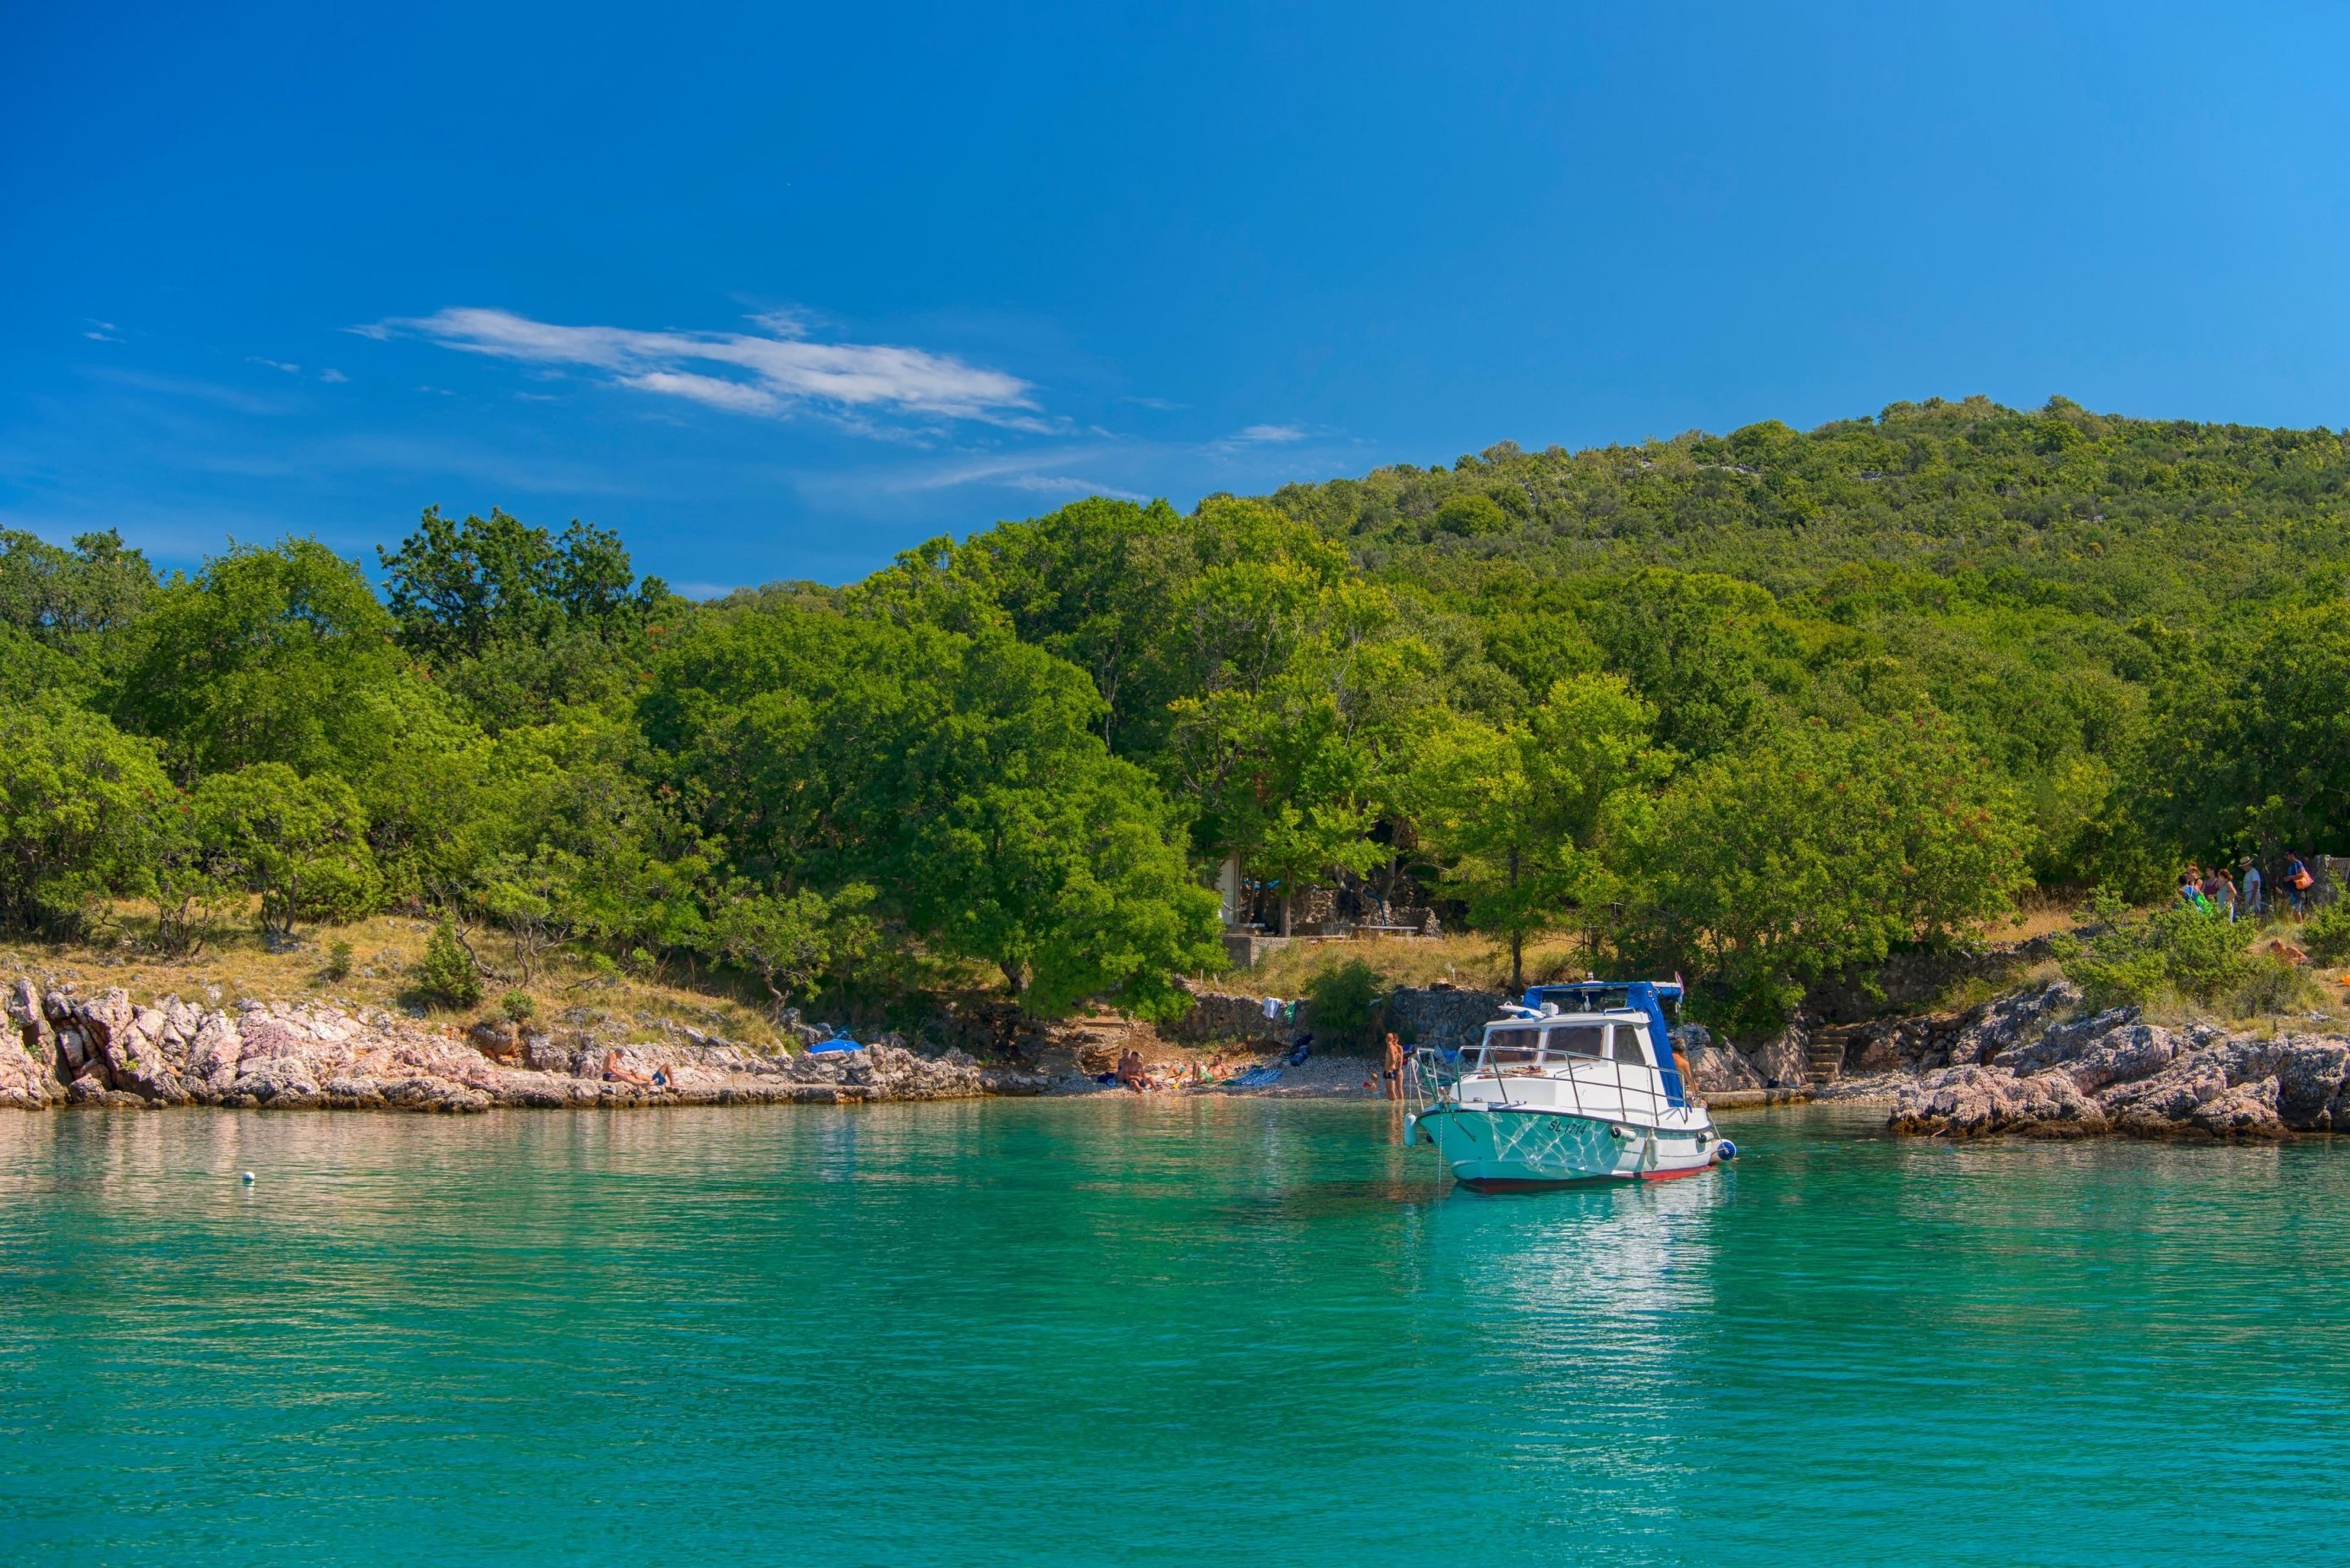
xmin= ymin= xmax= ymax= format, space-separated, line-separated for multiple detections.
xmin=710 ymin=881 xmax=880 ymax=1018
xmin=646 ymin=609 xmax=1223 ymax=1018
xmin=2144 ymin=605 xmax=2350 ymax=863
xmin=0 ymin=529 xmax=155 ymax=653
xmin=139 ymin=807 xmax=231 ymax=958
xmin=193 ymin=764 xmax=381 ymax=939
xmin=377 ymin=506 xmax=664 ymax=660
xmin=1419 ymin=674 xmax=1667 ymax=990
xmin=109 ymin=540 xmax=410 ymax=781
xmin=1622 ymin=710 xmax=2029 ymax=1033
xmin=0 ymin=697 xmax=177 ymax=934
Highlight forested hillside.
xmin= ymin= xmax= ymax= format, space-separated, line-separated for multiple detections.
xmin=10 ymin=396 xmax=2349 ymax=1033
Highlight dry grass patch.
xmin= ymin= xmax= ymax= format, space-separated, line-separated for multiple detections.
xmin=1205 ymin=933 xmax=1610 ymax=1000
xmin=3 ymin=907 xmax=792 ymax=1050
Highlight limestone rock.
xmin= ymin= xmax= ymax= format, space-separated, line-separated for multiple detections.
xmin=0 ymin=1028 xmax=58 ymax=1108
xmin=1997 ymin=1021 xmax=2178 ymax=1091
xmin=5 ymin=978 xmax=1047 ymax=1113
xmin=1890 ymin=1065 xmax=2106 ymax=1139
xmin=1946 ymin=980 xmax=2083 ymax=1066
xmin=1749 ymin=1019 xmax=1810 ymax=1088
xmin=1891 ymin=1017 xmax=2350 ymax=1143
xmin=1675 ymin=1025 xmax=1763 ymax=1093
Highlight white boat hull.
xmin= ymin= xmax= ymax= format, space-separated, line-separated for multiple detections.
xmin=1414 ymin=1105 xmax=1720 ymax=1187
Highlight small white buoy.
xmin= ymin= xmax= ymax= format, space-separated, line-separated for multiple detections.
xmin=241 ymin=1171 xmax=255 ymax=1184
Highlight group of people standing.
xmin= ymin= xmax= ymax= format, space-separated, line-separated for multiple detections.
xmin=2178 ymin=853 xmax=2316 ymax=921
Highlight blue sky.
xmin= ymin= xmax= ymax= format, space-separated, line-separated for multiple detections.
xmin=6 ymin=3 xmax=2348 ymax=593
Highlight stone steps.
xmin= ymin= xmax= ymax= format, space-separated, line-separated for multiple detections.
xmin=1806 ymin=1028 xmax=1855 ymax=1088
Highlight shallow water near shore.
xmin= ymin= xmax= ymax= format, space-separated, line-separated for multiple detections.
xmin=3 ymin=1101 xmax=2346 ymax=1566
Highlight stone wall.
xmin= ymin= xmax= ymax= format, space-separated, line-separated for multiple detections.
xmin=1383 ymin=986 xmax=1509 ymax=1051
xmin=1159 ymin=990 xmax=1288 ymax=1046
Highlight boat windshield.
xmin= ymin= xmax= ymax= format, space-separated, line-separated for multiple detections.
xmin=1610 ymin=1026 xmax=1650 ymax=1066
xmin=1541 ymin=1023 xmax=1606 ymax=1061
xmin=1480 ymin=1026 xmax=1544 ymax=1074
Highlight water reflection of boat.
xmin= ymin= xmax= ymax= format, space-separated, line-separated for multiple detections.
xmin=1407 ymin=981 xmax=1734 ymax=1189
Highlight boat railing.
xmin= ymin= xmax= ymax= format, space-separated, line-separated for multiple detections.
xmin=1415 ymin=1046 xmax=1679 ymax=1130
xmin=1405 ymin=1047 xmax=1457 ymax=1120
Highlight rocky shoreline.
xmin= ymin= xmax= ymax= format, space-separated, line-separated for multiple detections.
xmin=1386 ymin=977 xmax=2350 ymax=1141
xmin=0 ymin=982 xmax=1050 ymax=1112
xmin=14 ymin=970 xmax=2350 ymax=1138
xmin=1804 ymin=981 xmax=2350 ymax=1140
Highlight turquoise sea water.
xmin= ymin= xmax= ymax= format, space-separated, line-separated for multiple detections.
xmin=3 ymin=1100 xmax=2346 ymax=1566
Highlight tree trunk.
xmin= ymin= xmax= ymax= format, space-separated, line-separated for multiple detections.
xmin=1507 ymin=845 xmax=1524 ymax=992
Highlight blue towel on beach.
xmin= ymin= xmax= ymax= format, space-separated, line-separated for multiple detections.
xmin=1229 ymin=1066 xmax=1283 ymax=1087
xmin=809 ymin=1038 xmax=862 ymax=1055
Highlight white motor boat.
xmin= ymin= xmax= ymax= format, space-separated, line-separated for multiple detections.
xmin=1407 ymin=980 xmax=1735 ymax=1189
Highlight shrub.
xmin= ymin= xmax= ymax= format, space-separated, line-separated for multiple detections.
xmin=1304 ymin=958 xmax=1382 ymax=1050
xmin=500 ymin=990 xmax=536 ymax=1023
xmin=323 ymin=940 xmax=353 ymax=981
xmin=2302 ymin=902 xmax=2350 ymax=963
xmin=2064 ymin=905 xmax=2251 ymax=1011
xmin=412 ymin=918 xmax=482 ymax=1009
xmin=2226 ymin=954 xmax=2319 ymax=1018
xmin=1430 ymin=494 xmax=1511 ymax=539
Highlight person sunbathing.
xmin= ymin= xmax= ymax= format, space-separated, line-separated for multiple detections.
xmin=1115 ymin=1049 xmax=1148 ymax=1091
xmin=602 ymin=1049 xmax=659 ymax=1088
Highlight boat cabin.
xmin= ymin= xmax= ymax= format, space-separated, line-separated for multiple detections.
xmin=1446 ymin=1006 xmax=1692 ymax=1128
xmin=1462 ymin=1010 xmax=1655 ymax=1076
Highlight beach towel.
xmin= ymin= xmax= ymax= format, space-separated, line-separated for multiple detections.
xmin=1229 ymin=1066 xmax=1283 ymax=1087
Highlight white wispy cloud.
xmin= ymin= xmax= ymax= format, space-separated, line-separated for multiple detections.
xmin=1232 ymin=423 xmax=1305 ymax=444
xmin=367 ymin=305 xmax=1040 ymax=431
xmin=999 ymin=474 xmax=1149 ymax=502
xmin=249 ymin=357 xmax=302 ymax=375
xmin=318 ymin=368 xmax=349 ymax=384
xmin=84 ymin=321 xmax=124 ymax=343
xmin=882 ymin=447 xmax=1110 ymax=494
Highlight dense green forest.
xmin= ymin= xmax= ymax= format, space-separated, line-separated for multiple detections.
xmin=8 ymin=395 xmax=2349 ymax=1033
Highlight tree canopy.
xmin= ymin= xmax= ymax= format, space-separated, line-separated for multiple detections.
xmin=13 ymin=395 xmax=2349 ymax=1032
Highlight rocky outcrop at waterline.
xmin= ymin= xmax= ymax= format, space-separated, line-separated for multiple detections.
xmin=0 ymin=981 xmax=1048 ymax=1112
xmin=1815 ymin=980 xmax=2350 ymax=1140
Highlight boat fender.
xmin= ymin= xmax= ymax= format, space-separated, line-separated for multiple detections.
xmin=1403 ymin=1113 xmax=1417 ymax=1143
xmin=1714 ymin=1140 xmax=1738 ymax=1163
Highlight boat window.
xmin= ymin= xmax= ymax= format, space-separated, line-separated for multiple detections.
xmin=1483 ymin=1027 xmax=1543 ymax=1072
xmin=1610 ymin=1026 xmax=1650 ymax=1066
xmin=1541 ymin=1024 xmax=1606 ymax=1060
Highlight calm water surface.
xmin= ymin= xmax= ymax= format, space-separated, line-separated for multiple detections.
xmin=2 ymin=1100 xmax=2344 ymax=1565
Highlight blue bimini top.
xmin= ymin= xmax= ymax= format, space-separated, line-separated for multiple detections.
xmin=1518 ymin=980 xmax=1688 ymax=1108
